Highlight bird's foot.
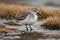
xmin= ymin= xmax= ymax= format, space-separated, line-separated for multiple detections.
xmin=30 ymin=28 xmax=33 ymax=31
xmin=26 ymin=29 xmax=28 ymax=31
xmin=25 ymin=29 xmax=29 ymax=31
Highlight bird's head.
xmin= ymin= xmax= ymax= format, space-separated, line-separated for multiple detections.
xmin=30 ymin=7 xmax=44 ymax=18
xmin=31 ymin=8 xmax=41 ymax=15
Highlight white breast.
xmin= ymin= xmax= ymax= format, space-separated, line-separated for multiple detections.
xmin=20 ymin=14 xmax=38 ymax=25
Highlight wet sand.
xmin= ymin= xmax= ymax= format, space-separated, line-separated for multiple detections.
xmin=0 ymin=19 xmax=60 ymax=40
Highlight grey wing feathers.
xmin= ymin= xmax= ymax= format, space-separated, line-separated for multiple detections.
xmin=15 ymin=12 xmax=30 ymax=20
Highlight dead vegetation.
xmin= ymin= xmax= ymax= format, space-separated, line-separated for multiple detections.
xmin=41 ymin=16 xmax=60 ymax=30
xmin=0 ymin=4 xmax=58 ymax=19
xmin=0 ymin=4 xmax=32 ymax=19
xmin=0 ymin=4 xmax=60 ymax=30
xmin=0 ymin=28 xmax=21 ymax=33
xmin=0 ymin=4 xmax=60 ymax=19
xmin=38 ymin=6 xmax=60 ymax=30
xmin=38 ymin=7 xmax=60 ymax=19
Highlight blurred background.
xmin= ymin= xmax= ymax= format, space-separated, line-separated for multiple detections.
xmin=0 ymin=0 xmax=60 ymax=7
xmin=0 ymin=0 xmax=60 ymax=40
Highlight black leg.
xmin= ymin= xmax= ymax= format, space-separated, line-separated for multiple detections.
xmin=26 ymin=25 xmax=28 ymax=31
xmin=29 ymin=25 xmax=33 ymax=31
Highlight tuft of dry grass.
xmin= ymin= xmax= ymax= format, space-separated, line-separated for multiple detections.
xmin=0 ymin=4 xmax=32 ymax=19
xmin=38 ymin=7 xmax=60 ymax=19
xmin=41 ymin=16 xmax=60 ymax=30
xmin=38 ymin=6 xmax=60 ymax=30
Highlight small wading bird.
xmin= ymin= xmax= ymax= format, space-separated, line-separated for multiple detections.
xmin=16 ymin=8 xmax=41 ymax=31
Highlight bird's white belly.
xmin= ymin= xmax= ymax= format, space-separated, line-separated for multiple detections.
xmin=25 ymin=19 xmax=37 ymax=25
xmin=20 ymin=14 xmax=38 ymax=25
xmin=20 ymin=18 xmax=37 ymax=25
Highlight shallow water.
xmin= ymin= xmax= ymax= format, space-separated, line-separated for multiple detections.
xmin=0 ymin=19 xmax=59 ymax=35
xmin=0 ymin=19 xmax=60 ymax=40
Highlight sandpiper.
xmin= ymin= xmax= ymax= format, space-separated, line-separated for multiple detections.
xmin=17 ymin=8 xmax=41 ymax=31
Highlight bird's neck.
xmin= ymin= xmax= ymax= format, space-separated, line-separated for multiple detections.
xmin=30 ymin=11 xmax=37 ymax=17
xmin=28 ymin=13 xmax=38 ymax=20
xmin=30 ymin=13 xmax=34 ymax=18
xmin=25 ymin=11 xmax=38 ymax=20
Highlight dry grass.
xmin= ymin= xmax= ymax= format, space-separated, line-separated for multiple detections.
xmin=0 ymin=4 xmax=32 ymax=19
xmin=38 ymin=7 xmax=60 ymax=19
xmin=0 ymin=4 xmax=60 ymax=19
xmin=0 ymin=4 xmax=47 ymax=19
xmin=40 ymin=7 xmax=60 ymax=30
xmin=38 ymin=6 xmax=60 ymax=30
xmin=41 ymin=16 xmax=60 ymax=30
xmin=0 ymin=28 xmax=21 ymax=33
